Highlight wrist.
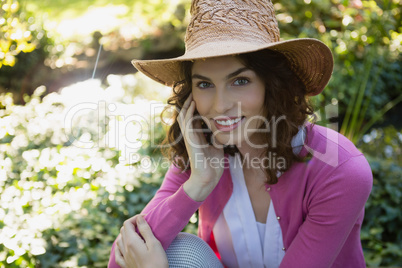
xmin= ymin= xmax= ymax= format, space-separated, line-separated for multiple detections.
xmin=183 ymin=175 xmax=216 ymax=202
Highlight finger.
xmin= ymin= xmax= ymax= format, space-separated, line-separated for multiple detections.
xmin=177 ymin=94 xmax=193 ymax=129
xmin=185 ymin=101 xmax=196 ymax=123
xmin=123 ymin=218 xmax=146 ymax=250
xmin=119 ymin=227 xmax=126 ymax=250
xmin=115 ymin=239 xmax=127 ymax=268
xmin=193 ymin=115 xmax=202 ymax=130
xmin=186 ymin=109 xmax=209 ymax=147
xmin=116 ymin=234 xmax=124 ymax=252
xmin=136 ymin=216 xmax=162 ymax=249
xmin=118 ymin=230 xmax=131 ymax=268
xmin=125 ymin=215 xmax=140 ymax=225
xmin=182 ymin=93 xmax=193 ymax=109
xmin=183 ymin=101 xmax=196 ymax=138
xmin=120 ymin=215 xmax=140 ymax=248
xmin=115 ymin=252 xmax=127 ymax=268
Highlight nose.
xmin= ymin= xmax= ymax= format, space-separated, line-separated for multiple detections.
xmin=212 ymin=86 xmax=233 ymax=114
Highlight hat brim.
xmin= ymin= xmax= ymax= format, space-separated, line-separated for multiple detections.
xmin=132 ymin=38 xmax=333 ymax=96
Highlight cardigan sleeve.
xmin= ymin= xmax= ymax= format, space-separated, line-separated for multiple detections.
xmin=108 ymin=164 xmax=202 ymax=268
xmin=279 ymin=154 xmax=373 ymax=268
xmin=141 ymin=165 xmax=203 ymax=249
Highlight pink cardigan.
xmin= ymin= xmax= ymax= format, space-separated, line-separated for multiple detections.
xmin=109 ymin=124 xmax=372 ymax=267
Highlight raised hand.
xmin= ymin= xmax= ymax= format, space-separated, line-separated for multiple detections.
xmin=178 ymin=93 xmax=225 ymax=202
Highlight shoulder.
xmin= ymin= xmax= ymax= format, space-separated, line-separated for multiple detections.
xmin=300 ymin=124 xmax=373 ymax=195
xmin=274 ymin=125 xmax=374 ymax=213
xmin=304 ymin=124 xmax=363 ymax=163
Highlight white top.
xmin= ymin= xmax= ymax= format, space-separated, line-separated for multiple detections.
xmin=212 ymin=127 xmax=306 ymax=268
xmin=213 ymin=154 xmax=285 ymax=268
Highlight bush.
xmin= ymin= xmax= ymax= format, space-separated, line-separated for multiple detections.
xmin=2 ymin=79 xmax=400 ymax=267
xmin=359 ymin=126 xmax=402 ymax=266
xmin=0 ymin=1 xmax=55 ymax=102
xmin=273 ymin=0 xmax=402 ymax=143
xmin=0 ymin=75 xmax=171 ymax=267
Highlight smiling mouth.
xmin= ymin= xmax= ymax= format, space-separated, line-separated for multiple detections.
xmin=213 ymin=116 xmax=245 ymax=131
xmin=215 ymin=117 xmax=242 ymax=126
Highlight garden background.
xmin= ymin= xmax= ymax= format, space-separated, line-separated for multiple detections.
xmin=0 ymin=0 xmax=401 ymax=267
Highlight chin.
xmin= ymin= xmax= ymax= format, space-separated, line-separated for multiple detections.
xmin=213 ymin=132 xmax=244 ymax=147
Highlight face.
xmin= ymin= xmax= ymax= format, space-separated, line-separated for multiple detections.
xmin=191 ymin=56 xmax=266 ymax=148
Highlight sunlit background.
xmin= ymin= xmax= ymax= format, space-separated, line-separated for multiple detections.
xmin=1 ymin=0 xmax=401 ymax=267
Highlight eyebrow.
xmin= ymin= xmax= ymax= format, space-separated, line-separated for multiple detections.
xmin=192 ymin=67 xmax=250 ymax=81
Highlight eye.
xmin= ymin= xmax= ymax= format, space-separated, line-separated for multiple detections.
xmin=233 ymin=78 xmax=250 ymax=86
xmin=196 ymin=81 xmax=213 ymax=89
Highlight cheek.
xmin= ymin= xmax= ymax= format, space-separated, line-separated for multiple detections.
xmin=243 ymin=91 xmax=265 ymax=114
xmin=254 ymin=86 xmax=266 ymax=112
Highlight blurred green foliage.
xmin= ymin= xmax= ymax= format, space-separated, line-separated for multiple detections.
xmin=0 ymin=0 xmax=401 ymax=267
xmin=0 ymin=75 xmax=175 ymax=267
xmin=0 ymin=0 xmax=57 ymax=103
xmin=358 ymin=127 xmax=402 ymax=266
xmin=273 ymin=0 xmax=402 ymax=142
xmin=0 ymin=0 xmax=189 ymax=102
xmin=25 ymin=0 xmax=186 ymax=22
xmin=0 ymin=0 xmax=36 ymax=68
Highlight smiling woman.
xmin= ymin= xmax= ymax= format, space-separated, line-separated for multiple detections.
xmin=165 ymin=49 xmax=314 ymax=184
xmin=191 ymin=56 xmax=266 ymax=147
xmin=109 ymin=0 xmax=373 ymax=267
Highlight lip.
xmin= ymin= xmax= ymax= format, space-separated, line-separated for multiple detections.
xmin=213 ymin=116 xmax=245 ymax=132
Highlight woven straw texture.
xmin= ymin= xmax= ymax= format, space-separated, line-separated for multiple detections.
xmin=132 ymin=0 xmax=333 ymax=96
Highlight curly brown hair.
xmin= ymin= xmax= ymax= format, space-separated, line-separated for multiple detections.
xmin=161 ymin=49 xmax=314 ymax=184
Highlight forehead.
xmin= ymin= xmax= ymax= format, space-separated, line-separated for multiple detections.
xmin=191 ymin=56 xmax=245 ymax=74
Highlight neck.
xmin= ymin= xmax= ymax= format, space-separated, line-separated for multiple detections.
xmin=237 ymin=142 xmax=265 ymax=158
xmin=236 ymin=133 xmax=268 ymax=170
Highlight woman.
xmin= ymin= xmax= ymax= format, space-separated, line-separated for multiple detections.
xmin=109 ymin=0 xmax=373 ymax=267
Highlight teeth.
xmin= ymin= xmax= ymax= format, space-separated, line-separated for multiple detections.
xmin=216 ymin=117 xmax=242 ymax=126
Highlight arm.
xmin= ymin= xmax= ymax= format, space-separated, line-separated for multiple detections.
xmin=108 ymin=165 xmax=203 ymax=268
xmin=279 ymin=155 xmax=373 ymax=268
xmin=109 ymin=94 xmax=224 ymax=268
xmin=139 ymin=93 xmax=224 ymax=248
xmin=141 ymin=165 xmax=204 ymax=249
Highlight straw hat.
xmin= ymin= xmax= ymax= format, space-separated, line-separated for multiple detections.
xmin=132 ymin=0 xmax=333 ymax=96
